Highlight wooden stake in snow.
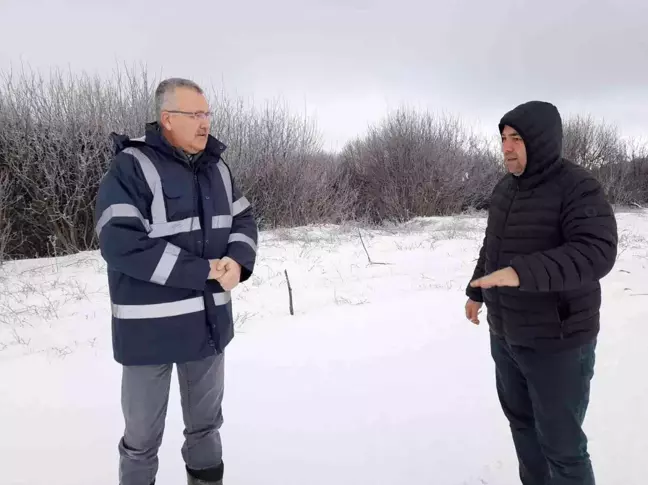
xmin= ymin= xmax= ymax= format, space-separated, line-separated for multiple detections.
xmin=284 ymin=269 xmax=294 ymax=315
xmin=358 ymin=229 xmax=389 ymax=265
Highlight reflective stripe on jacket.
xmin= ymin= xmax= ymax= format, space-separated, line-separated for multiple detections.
xmin=95 ymin=122 xmax=258 ymax=365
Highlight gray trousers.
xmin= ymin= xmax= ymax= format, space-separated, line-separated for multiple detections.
xmin=118 ymin=352 xmax=225 ymax=485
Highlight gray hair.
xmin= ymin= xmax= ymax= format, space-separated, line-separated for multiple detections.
xmin=154 ymin=78 xmax=205 ymax=121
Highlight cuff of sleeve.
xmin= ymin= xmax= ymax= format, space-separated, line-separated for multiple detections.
xmin=510 ymin=257 xmax=535 ymax=292
xmin=225 ymin=247 xmax=255 ymax=283
xmin=466 ymin=285 xmax=484 ymax=303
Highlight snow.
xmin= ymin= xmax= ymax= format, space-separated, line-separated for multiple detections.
xmin=1 ymin=210 xmax=647 ymax=485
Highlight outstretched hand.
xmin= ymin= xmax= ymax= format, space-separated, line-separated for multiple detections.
xmin=470 ymin=267 xmax=520 ymax=289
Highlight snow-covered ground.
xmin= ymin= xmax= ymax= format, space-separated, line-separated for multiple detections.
xmin=1 ymin=210 xmax=646 ymax=485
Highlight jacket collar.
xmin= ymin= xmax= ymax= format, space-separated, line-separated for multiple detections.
xmin=110 ymin=122 xmax=227 ymax=165
xmin=144 ymin=122 xmax=227 ymax=161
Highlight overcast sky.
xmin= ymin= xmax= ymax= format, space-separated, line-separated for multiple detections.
xmin=1 ymin=0 xmax=646 ymax=151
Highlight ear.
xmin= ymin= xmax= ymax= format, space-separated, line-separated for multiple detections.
xmin=160 ymin=112 xmax=172 ymax=131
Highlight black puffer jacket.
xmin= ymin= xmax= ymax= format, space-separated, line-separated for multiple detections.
xmin=466 ymin=101 xmax=618 ymax=351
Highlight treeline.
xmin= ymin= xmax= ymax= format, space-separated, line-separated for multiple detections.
xmin=0 ymin=66 xmax=646 ymax=260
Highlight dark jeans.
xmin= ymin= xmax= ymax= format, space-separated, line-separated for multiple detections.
xmin=490 ymin=333 xmax=596 ymax=485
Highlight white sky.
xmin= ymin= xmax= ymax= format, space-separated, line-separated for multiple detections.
xmin=1 ymin=0 xmax=646 ymax=152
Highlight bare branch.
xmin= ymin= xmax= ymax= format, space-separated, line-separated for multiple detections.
xmin=284 ymin=270 xmax=294 ymax=315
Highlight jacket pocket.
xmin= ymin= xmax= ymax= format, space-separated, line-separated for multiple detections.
xmin=162 ymin=183 xmax=196 ymax=221
xmin=555 ymin=294 xmax=567 ymax=338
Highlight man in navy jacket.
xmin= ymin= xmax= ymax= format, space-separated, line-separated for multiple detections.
xmin=95 ymin=78 xmax=258 ymax=485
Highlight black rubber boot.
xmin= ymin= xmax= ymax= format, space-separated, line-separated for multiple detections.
xmin=186 ymin=462 xmax=224 ymax=485
xmin=186 ymin=472 xmax=222 ymax=485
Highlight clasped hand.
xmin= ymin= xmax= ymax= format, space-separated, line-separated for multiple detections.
xmin=209 ymin=257 xmax=241 ymax=291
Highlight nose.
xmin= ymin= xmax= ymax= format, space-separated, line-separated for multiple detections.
xmin=502 ymin=139 xmax=514 ymax=153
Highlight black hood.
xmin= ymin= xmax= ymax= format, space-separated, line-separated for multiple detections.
xmin=499 ymin=101 xmax=563 ymax=185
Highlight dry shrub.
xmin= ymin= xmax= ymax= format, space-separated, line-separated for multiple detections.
xmin=340 ymin=108 xmax=503 ymax=223
xmin=1 ymin=64 xmax=645 ymax=261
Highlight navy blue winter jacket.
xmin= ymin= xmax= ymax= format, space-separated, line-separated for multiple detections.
xmin=95 ymin=123 xmax=258 ymax=365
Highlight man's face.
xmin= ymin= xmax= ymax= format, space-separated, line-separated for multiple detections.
xmin=501 ymin=125 xmax=527 ymax=176
xmin=160 ymin=87 xmax=212 ymax=154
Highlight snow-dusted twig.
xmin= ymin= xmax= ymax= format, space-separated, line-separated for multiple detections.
xmin=284 ymin=270 xmax=294 ymax=315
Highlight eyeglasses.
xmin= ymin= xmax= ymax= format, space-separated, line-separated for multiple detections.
xmin=165 ymin=110 xmax=213 ymax=120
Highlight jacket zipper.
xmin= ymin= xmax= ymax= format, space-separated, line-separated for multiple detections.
xmin=558 ymin=296 xmax=565 ymax=339
xmin=504 ymin=178 xmax=519 ymax=225
xmin=192 ymin=165 xmax=205 ymax=258
xmin=498 ymin=179 xmax=519 ymax=336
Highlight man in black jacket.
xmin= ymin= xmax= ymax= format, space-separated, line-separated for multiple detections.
xmin=466 ymin=101 xmax=617 ymax=485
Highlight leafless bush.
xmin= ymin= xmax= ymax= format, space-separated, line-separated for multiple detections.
xmin=563 ymin=115 xmax=648 ymax=205
xmin=1 ymin=63 xmax=645 ymax=261
xmin=0 ymin=171 xmax=14 ymax=264
xmin=0 ymin=64 xmax=155 ymax=258
xmin=211 ymin=96 xmax=356 ymax=228
xmin=340 ymin=107 xmax=503 ymax=223
xmin=0 ymin=64 xmax=346 ymax=260
xmin=563 ymin=115 xmax=627 ymax=169
xmin=614 ymin=137 xmax=648 ymax=206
